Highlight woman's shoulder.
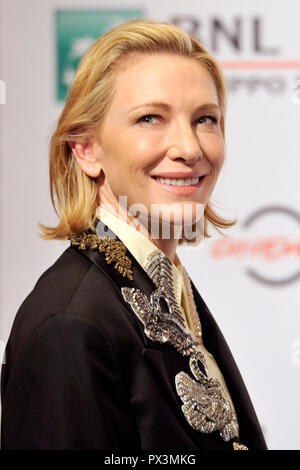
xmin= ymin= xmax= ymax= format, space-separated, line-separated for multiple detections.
xmin=6 ymin=245 xmax=138 ymax=367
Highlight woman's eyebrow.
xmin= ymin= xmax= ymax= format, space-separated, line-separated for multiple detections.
xmin=129 ymin=102 xmax=171 ymax=112
xmin=194 ymin=103 xmax=220 ymax=113
xmin=129 ymin=102 xmax=220 ymax=113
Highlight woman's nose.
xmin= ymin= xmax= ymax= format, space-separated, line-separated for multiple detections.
xmin=166 ymin=121 xmax=203 ymax=163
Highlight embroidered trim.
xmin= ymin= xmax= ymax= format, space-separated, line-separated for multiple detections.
xmin=181 ymin=266 xmax=203 ymax=344
xmin=69 ymin=231 xmax=134 ymax=280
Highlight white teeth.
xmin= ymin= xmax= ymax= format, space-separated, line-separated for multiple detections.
xmin=155 ymin=177 xmax=200 ymax=186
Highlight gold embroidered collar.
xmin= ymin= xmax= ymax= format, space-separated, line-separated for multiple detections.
xmin=69 ymin=231 xmax=134 ymax=281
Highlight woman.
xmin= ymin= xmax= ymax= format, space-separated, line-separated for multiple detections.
xmin=1 ymin=19 xmax=267 ymax=450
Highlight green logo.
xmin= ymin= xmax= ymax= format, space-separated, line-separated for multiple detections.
xmin=56 ymin=9 xmax=144 ymax=101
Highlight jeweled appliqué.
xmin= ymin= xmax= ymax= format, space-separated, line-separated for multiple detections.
xmin=121 ymin=285 xmax=199 ymax=355
xmin=175 ymin=371 xmax=239 ymax=441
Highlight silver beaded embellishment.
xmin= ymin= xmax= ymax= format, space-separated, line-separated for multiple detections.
xmin=121 ymin=249 xmax=247 ymax=450
xmin=175 ymin=371 xmax=239 ymax=442
xmin=122 ymin=251 xmax=199 ymax=355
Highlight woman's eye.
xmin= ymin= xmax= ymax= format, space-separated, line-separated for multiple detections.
xmin=137 ymin=114 xmax=161 ymax=124
xmin=196 ymin=115 xmax=218 ymax=126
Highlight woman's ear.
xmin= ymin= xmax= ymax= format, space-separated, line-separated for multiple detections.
xmin=68 ymin=137 xmax=102 ymax=178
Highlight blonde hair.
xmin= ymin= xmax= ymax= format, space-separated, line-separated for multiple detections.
xmin=39 ymin=18 xmax=236 ymax=243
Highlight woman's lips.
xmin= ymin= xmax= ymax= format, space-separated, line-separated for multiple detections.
xmin=150 ymin=176 xmax=206 ymax=196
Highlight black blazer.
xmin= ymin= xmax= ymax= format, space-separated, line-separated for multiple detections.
xmin=1 ymin=219 xmax=267 ymax=450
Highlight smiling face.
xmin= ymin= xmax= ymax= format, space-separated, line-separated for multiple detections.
xmin=93 ymin=53 xmax=225 ymax=234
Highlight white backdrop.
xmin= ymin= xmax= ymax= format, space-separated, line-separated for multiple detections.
xmin=1 ymin=0 xmax=299 ymax=450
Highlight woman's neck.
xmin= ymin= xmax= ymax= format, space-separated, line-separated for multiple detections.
xmin=124 ymin=209 xmax=180 ymax=263
xmin=151 ymin=237 xmax=178 ymax=263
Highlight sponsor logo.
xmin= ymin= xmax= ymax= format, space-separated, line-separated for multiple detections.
xmin=170 ymin=15 xmax=300 ymax=96
xmin=56 ymin=12 xmax=300 ymax=99
xmin=56 ymin=9 xmax=144 ymax=101
xmin=171 ymin=16 xmax=280 ymax=55
xmin=211 ymin=206 xmax=300 ymax=286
